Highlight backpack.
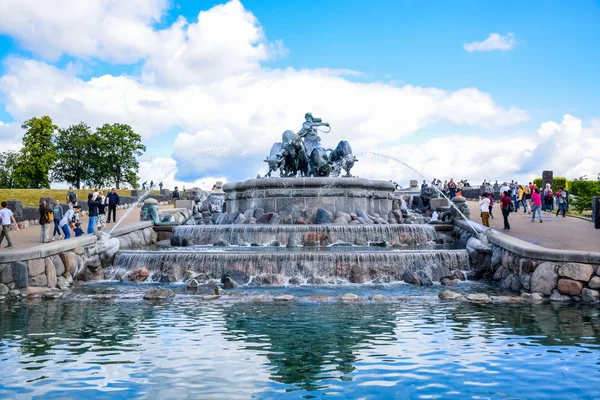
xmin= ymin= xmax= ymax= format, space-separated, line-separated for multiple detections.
xmin=46 ymin=210 xmax=54 ymax=222
xmin=68 ymin=191 xmax=77 ymax=203
xmin=508 ymin=201 xmax=515 ymax=213
xmin=544 ymin=189 xmax=553 ymax=199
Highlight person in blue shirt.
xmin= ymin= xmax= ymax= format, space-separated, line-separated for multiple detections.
xmin=74 ymin=222 xmax=84 ymax=237
xmin=52 ymin=199 xmax=64 ymax=241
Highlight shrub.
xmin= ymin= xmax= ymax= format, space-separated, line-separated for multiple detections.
xmin=532 ymin=177 xmax=569 ymax=190
xmin=569 ymin=180 xmax=600 ymax=212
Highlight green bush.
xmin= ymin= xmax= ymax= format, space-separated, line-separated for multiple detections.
xmin=569 ymin=180 xmax=600 ymax=212
xmin=532 ymin=177 xmax=569 ymax=190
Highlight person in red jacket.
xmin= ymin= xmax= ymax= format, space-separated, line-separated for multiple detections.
xmin=500 ymin=191 xmax=512 ymax=231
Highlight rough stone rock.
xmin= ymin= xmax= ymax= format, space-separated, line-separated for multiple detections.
xmin=256 ymin=212 xmax=274 ymax=224
xmin=439 ymin=291 xmax=462 ymax=301
xmin=467 ymin=237 xmax=492 ymax=254
xmin=333 ymin=217 xmax=348 ymax=224
xmin=493 ymin=265 xmax=509 ymax=281
xmin=295 ymin=216 xmax=305 ymax=224
xmin=520 ymin=273 xmax=531 ymax=291
xmin=335 ymin=211 xmax=352 ymax=223
xmin=288 ymin=276 xmax=302 ymax=285
xmin=0 ymin=283 xmax=8 ymax=296
xmin=303 ymin=232 xmax=329 ymax=246
xmin=589 ymin=276 xmax=600 ymax=290
xmin=21 ymin=286 xmax=48 ymax=297
xmin=491 ymin=247 xmax=503 ymax=268
xmin=501 ymin=274 xmax=521 ymax=292
xmin=550 ymin=289 xmax=571 ymax=302
xmin=144 ymin=288 xmax=175 ymax=300
xmin=349 ymin=265 xmax=366 ymax=284
xmin=357 ymin=209 xmax=373 ymax=224
xmin=441 ymin=278 xmax=459 ymax=286
xmin=187 ymin=279 xmax=199 ymax=289
xmin=371 ymin=294 xmax=387 ymax=301
xmin=222 ymin=270 xmax=249 ymax=285
xmin=57 ymin=276 xmax=70 ymax=291
xmin=582 ymin=288 xmax=600 ymax=303
xmin=341 ymin=293 xmax=359 ymax=301
xmin=530 ymin=262 xmax=558 ymax=296
xmin=453 ymin=270 xmax=466 ymax=281
xmin=529 ymin=293 xmax=544 ymax=302
xmin=42 ymin=292 xmax=63 ymax=300
xmin=466 ymin=293 xmax=490 ymax=303
xmin=403 ymin=271 xmax=421 ymax=285
xmin=519 ymin=258 xmax=534 ymax=274
xmin=0 ymin=263 xmax=13 ymax=284
xmin=222 ymin=276 xmax=239 ymax=289
xmin=128 ymin=268 xmax=150 ymax=282
xmin=28 ymin=258 xmax=45 ymax=277
xmin=558 ymin=263 xmax=594 ymax=282
xmin=315 ymin=208 xmax=333 ymax=224
xmin=254 ymin=208 xmax=265 ymax=219
xmin=307 ymin=277 xmax=326 ymax=285
xmin=45 ymin=258 xmax=57 ymax=288
xmin=557 ymin=279 xmax=583 ymax=296
xmin=202 ymin=294 xmax=220 ymax=301
xmin=11 ymin=261 xmax=29 ymax=288
xmin=398 ymin=232 xmax=414 ymax=246
xmin=282 ymin=215 xmax=293 ymax=224
xmin=29 ymin=274 xmax=48 ymax=286
xmin=274 ymin=294 xmax=294 ymax=301
xmin=8 ymin=289 xmax=20 ymax=298
xmin=490 ymin=296 xmax=526 ymax=304
xmin=418 ymin=273 xmax=433 ymax=286
xmin=502 ymin=250 xmax=510 ymax=269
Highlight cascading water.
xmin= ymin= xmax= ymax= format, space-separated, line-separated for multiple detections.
xmin=112 ymin=248 xmax=469 ymax=284
xmin=172 ymin=224 xmax=439 ymax=247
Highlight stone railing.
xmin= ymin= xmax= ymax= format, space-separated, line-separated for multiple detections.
xmin=454 ymin=219 xmax=600 ymax=302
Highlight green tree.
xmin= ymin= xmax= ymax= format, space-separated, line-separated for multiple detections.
xmin=95 ymin=123 xmax=146 ymax=189
xmin=0 ymin=150 xmax=19 ymax=188
xmin=52 ymin=122 xmax=94 ymax=189
xmin=13 ymin=116 xmax=58 ymax=188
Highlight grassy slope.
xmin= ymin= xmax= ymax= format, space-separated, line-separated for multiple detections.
xmin=0 ymin=189 xmax=162 ymax=206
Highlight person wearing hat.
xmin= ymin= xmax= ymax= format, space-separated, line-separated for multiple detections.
xmin=74 ymin=222 xmax=84 ymax=237
xmin=59 ymin=205 xmax=81 ymax=239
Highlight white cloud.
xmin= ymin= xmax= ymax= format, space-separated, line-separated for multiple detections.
xmin=0 ymin=120 xmax=22 ymax=151
xmin=463 ymin=33 xmax=517 ymax=53
xmin=2 ymin=1 xmax=594 ymax=187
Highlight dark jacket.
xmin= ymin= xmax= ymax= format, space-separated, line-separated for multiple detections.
xmin=88 ymin=199 xmax=102 ymax=217
xmin=39 ymin=205 xmax=52 ymax=224
xmin=172 ymin=189 xmax=180 ymax=200
xmin=107 ymin=192 xmax=120 ymax=206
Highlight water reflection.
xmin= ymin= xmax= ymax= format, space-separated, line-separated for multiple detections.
xmin=0 ymin=298 xmax=600 ymax=398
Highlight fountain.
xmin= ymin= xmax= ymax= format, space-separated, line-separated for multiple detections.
xmin=112 ymin=113 xmax=469 ymax=285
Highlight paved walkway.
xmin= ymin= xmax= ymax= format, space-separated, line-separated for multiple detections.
xmin=467 ymin=200 xmax=599 ymax=252
xmin=0 ymin=206 xmax=172 ymax=252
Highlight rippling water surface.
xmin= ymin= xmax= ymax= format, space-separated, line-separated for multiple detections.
xmin=1 ymin=285 xmax=600 ymax=399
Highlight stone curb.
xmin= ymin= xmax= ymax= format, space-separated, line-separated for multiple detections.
xmin=110 ymin=221 xmax=154 ymax=238
xmin=0 ymin=235 xmax=97 ymax=263
xmin=454 ymin=219 xmax=600 ymax=264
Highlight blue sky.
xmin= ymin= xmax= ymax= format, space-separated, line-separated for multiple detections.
xmin=0 ymin=0 xmax=598 ymax=187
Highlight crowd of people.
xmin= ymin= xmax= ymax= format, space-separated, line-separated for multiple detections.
xmin=421 ymin=178 xmax=471 ymax=199
xmin=478 ymin=181 xmax=569 ymax=231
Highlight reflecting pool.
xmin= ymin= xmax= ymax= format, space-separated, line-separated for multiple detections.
xmin=1 ymin=287 xmax=600 ymax=399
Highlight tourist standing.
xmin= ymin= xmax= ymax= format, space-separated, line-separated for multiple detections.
xmin=500 ymin=182 xmax=510 ymax=197
xmin=39 ymin=199 xmax=53 ymax=243
xmin=479 ymin=194 xmax=491 ymax=227
xmin=66 ymin=186 xmax=78 ymax=209
xmin=52 ymin=199 xmax=63 ymax=241
xmin=531 ymin=188 xmax=543 ymax=223
xmin=59 ymin=205 xmax=80 ymax=239
xmin=150 ymin=180 xmax=154 ymax=190
xmin=556 ymin=186 xmax=569 ymax=217
xmin=0 ymin=201 xmax=17 ymax=249
xmin=542 ymin=183 xmax=554 ymax=212
xmin=159 ymin=182 xmax=163 ymax=192
xmin=97 ymin=191 xmax=107 ymax=230
xmin=517 ymin=185 xmax=524 ymax=212
xmin=87 ymin=193 xmax=102 ymax=234
xmin=106 ymin=188 xmax=120 ymax=223
xmin=523 ymin=184 xmax=532 ymax=213
xmin=487 ymin=192 xmax=495 ymax=219
xmin=448 ymin=178 xmax=456 ymax=199
xmin=172 ymin=186 xmax=180 ymax=201
xmin=142 ymin=181 xmax=147 ymax=190
xmin=421 ymin=180 xmax=428 ymax=190
xmin=500 ymin=191 xmax=512 ymax=231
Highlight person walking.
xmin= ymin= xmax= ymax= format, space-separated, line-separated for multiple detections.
xmin=39 ymin=199 xmax=53 ymax=243
xmin=97 ymin=191 xmax=107 ymax=231
xmin=172 ymin=186 xmax=180 ymax=201
xmin=59 ymin=205 xmax=80 ymax=239
xmin=531 ymin=188 xmax=543 ymax=223
xmin=487 ymin=192 xmax=495 ymax=219
xmin=66 ymin=186 xmax=78 ymax=209
xmin=150 ymin=180 xmax=154 ymax=190
xmin=542 ymin=183 xmax=554 ymax=212
xmin=0 ymin=201 xmax=18 ymax=249
xmin=52 ymin=199 xmax=63 ymax=240
xmin=142 ymin=181 xmax=147 ymax=190
xmin=555 ymin=186 xmax=569 ymax=217
xmin=448 ymin=178 xmax=456 ymax=199
xmin=479 ymin=194 xmax=491 ymax=227
xmin=106 ymin=188 xmax=120 ymax=223
xmin=500 ymin=191 xmax=512 ymax=231
xmin=87 ymin=193 xmax=102 ymax=234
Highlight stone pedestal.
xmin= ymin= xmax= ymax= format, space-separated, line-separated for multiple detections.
xmin=409 ymin=180 xmax=419 ymax=190
xmin=450 ymin=196 xmax=470 ymax=220
xmin=542 ymin=170 xmax=553 ymax=189
xmin=6 ymin=200 xmax=23 ymax=221
xmin=175 ymin=200 xmax=194 ymax=211
xmin=160 ymin=189 xmax=171 ymax=197
xmin=593 ymin=196 xmax=600 ymax=229
xmin=430 ymin=198 xmax=450 ymax=210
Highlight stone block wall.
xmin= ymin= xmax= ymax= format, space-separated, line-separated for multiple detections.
xmin=454 ymin=222 xmax=600 ymax=303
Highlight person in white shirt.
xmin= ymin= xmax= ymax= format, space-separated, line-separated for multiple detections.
xmin=479 ymin=194 xmax=491 ymax=227
xmin=499 ymin=182 xmax=510 ymax=197
xmin=59 ymin=205 xmax=80 ymax=239
xmin=0 ymin=201 xmax=18 ymax=249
